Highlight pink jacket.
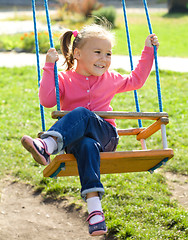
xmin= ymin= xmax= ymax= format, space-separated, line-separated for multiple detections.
xmin=39 ymin=46 xmax=154 ymax=127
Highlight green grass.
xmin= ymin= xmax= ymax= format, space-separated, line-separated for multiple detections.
xmin=0 ymin=66 xmax=187 ymax=239
xmin=1 ymin=12 xmax=188 ymax=57
xmin=113 ymin=12 xmax=188 ymax=57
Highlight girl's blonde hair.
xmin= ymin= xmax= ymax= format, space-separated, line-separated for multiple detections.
xmin=60 ymin=23 xmax=115 ymax=71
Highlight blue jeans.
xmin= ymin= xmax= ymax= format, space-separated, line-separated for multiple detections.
xmin=41 ymin=107 xmax=119 ymax=200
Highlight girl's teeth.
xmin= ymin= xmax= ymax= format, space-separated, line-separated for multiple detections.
xmin=95 ymin=65 xmax=103 ymax=68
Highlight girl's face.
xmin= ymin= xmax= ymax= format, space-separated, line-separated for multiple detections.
xmin=74 ymin=37 xmax=112 ymax=76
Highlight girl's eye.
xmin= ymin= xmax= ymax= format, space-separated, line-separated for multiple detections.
xmin=95 ymin=51 xmax=101 ymax=54
xmin=107 ymin=53 xmax=112 ymax=57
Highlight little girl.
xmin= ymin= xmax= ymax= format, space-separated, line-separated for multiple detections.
xmin=21 ymin=24 xmax=159 ymax=236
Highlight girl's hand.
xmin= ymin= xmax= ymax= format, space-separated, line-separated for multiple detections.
xmin=145 ymin=34 xmax=159 ymax=49
xmin=46 ymin=48 xmax=59 ymax=63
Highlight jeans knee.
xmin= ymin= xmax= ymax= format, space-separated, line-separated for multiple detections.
xmin=73 ymin=107 xmax=91 ymax=115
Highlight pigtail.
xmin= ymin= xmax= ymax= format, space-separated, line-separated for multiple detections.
xmin=60 ymin=30 xmax=74 ymax=71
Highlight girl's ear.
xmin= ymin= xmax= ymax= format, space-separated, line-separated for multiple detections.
xmin=73 ymin=48 xmax=81 ymax=60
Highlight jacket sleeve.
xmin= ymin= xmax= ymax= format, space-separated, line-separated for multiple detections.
xmin=115 ymin=46 xmax=154 ymax=93
xmin=39 ymin=62 xmax=63 ymax=108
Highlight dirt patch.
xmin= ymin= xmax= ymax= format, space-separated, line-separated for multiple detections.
xmin=164 ymin=172 xmax=188 ymax=209
xmin=0 ymin=177 xmax=105 ymax=240
xmin=0 ymin=173 xmax=187 ymax=240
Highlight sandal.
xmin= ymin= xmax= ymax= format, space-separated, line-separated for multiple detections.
xmin=86 ymin=210 xmax=107 ymax=236
xmin=21 ymin=135 xmax=51 ymax=165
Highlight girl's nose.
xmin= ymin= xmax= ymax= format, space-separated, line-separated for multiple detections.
xmin=100 ymin=54 xmax=108 ymax=61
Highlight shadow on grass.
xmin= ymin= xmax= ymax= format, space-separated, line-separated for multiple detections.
xmin=162 ymin=12 xmax=188 ymax=18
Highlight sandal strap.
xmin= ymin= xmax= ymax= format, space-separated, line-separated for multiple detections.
xmin=86 ymin=210 xmax=104 ymax=222
xmin=36 ymin=138 xmax=50 ymax=155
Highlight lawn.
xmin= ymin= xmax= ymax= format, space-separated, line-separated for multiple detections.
xmin=0 ymin=66 xmax=187 ymax=239
xmin=0 ymin=12 xmax=188 ymax=57
xmin=113 ymin=12 xmax=188 ymax=57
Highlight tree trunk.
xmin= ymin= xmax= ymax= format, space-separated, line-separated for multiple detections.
xmin=168 ymin=0 xmax=188 ymax=13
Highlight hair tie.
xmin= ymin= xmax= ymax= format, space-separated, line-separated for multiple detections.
xmin=72 ymin=30 xmax=79 ymax=38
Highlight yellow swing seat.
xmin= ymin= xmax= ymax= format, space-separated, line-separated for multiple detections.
xmin=43 ymin=111 xmax=174 ymax=178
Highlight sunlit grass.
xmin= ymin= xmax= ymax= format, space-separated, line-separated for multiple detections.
xmin=1 ymin=12 xmax=188 ymax=57
xmin=0 ymin=66 xmax=187 ymax=239
xmin=113 ymin=12 xmax=188 ymax=57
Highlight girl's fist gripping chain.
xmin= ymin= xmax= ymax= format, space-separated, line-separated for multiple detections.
xmin=145 ymin=33 xmax=159 ymax=49
xmin=46 ymin=48 xmax=59 ymax=63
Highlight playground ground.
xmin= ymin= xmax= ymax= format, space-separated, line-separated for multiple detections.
xmin=0 ymin=56 xmax=188 ymax=240
xmin=0 ymin=168 xmax=187 ymax=240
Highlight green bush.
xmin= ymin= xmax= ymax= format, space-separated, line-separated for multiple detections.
xmin=92 ymin=6 xmax=117 ymax=28
xmin=0 ymin=35 xmax=19 ymax=51
xmin=19 ymin=32 xmax=60 ymax=53
xmin=20 ymin=32 xmax=36 ymax=52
